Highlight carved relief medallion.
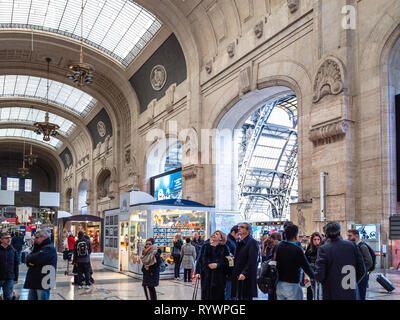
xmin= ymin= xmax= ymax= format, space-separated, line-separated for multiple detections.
xmin=313 ymin=58 xmax=344 ymax=103
xmin=97 ymin=121 xmax=107 ymax=137
xmin=65 ymin=153 xmax=71 ymax=166
xmin=150 ymin=65 xmax=167 ymax=91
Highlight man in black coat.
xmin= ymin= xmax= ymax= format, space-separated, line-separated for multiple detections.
xmin=11 ymin=232 xmax=24 ymax=264
xmin=275 ymin=224 xmax=314 ymax=300
xmin=225 ymin=225 xmax=239 ymax=300
xmin=315 ymin=222 xmax=366 ymax=300
xmin=24 ymin=229 xmax=57 ymax=300
xmin=231 ymin=223 xmax=259 ymax=300
xmin=0 ymin=232 xmax=19 ymax=300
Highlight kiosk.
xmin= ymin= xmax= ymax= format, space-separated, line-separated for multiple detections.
xmin=103 ymin=199 xmax=215 ymax=279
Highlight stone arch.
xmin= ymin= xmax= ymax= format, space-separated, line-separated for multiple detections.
xmin=78 ymin=179 xmax=88 ymax=214
xmin=214 ymin=85 xmax=296 ymax=214
xmin=145 ymin=136 xmax=183 ymax=180
xmin=96 ymin=168 xmax=112 ymax=199
xmin=378 ymin=22 xmax=400 ymax=225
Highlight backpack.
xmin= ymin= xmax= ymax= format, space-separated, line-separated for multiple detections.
xmin=76 ymin=240 xmax=89 ymax=257
xmin=257 ymin=244 xmax=280 ymax=294
xmin=359 ymin=242 xmax=376 ymax=272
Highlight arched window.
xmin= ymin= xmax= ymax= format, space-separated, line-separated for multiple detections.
xmin=78 ymin=180 xmax=88 ymax=214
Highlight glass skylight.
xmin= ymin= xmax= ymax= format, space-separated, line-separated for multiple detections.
xmin=0 ymin=128 xmax=62 ymax=149
xmin=0 ymin=0 xmax=162 ymax=67
xmin=0 ymin=107 xmax=76 ymax=136
xmin=0 ymin=75 xmax=96 ymax=117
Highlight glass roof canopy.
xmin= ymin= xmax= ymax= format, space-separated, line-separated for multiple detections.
xmin=238 ymin=95 xmax=298 ymax=220
xmin=0 ymin=128 xmax=62 ymax=149
xmin=0 ymin=75 xmax=96 ymax=117
xmin=0 ymin=107 xmax=76 ymax=136
xmin=0 ymin=0 xmax=162 ymax=67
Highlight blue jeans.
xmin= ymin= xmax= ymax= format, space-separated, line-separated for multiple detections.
xmin=358 ymin=274 xmax=369 ymax=300
xmin=276 ymin=281 xmax=303 ymax=300
xmin=0 ymin=280 xmax=14 ymax=300
xmin=16 ymin=250 xmax=22 ymax=264
xmin=225 ymin=280 xmax=235 ymax=300
xmin=28 ymin=289 xmax=51 ymax=300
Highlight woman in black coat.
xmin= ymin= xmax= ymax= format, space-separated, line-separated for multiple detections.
xmin=305 ymin=232 xmax=323 ymax=300
xmin=172 ymin=234 xmax=183 ymax=280
xmin=141 ymin=238 xmax=162 ymax=300
xmin=195 ymin=231 xmax=230 ymax=300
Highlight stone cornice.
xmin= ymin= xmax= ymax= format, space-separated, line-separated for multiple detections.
xmin=309 ymin=120 xmax=353 ymax=145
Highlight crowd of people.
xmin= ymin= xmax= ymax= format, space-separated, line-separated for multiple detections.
xmin=0 ymin=228 xmax=94 ymax=300
xmin=140 ymin=221 xmax=375 ymax=301
xmin=0 ymin=220 xmax=375 ymax=301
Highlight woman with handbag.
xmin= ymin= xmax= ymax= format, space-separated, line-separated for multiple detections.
xmin=141 ymin=238 xmax=162 ymax=300
xmin=172 ymin=234 xmax=183 ymax=280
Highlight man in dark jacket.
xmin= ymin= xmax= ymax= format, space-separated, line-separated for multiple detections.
xmin=231 ymin=223 xmax=259 ymax=300
xmin=11 ymin=232 xmax=24 ymax=264
xmin=347 ymin=229 xmax=374 ymax=300
xmin=24 ymin=229 xmax=57 ymax=300
xmin=0 ymin=232 xmax=19 ymax=300
xmin=73 ymin=231 xmax=92 ymax=289
xmin=225 ymin=225 xmax=239 ymax=300
xmin=315 ymin=222 xmax=366 ymax=300
xmin=275 ymin=224 xmax=314 ymax=300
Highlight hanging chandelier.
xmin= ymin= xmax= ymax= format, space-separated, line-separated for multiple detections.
xmin=34 ymin=57 xmax=60 ymax=141
xmin=66 ymin=0 xmax=95 ymax=86
xmin=18 ymin=136 xmax=29 ymax=178
xmin=25 ymin=107 xmax=38 ymax=165
xmin=24 ymin=144 xmax=38 ymax=166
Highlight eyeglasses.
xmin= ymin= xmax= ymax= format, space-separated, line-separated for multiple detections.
xmin=2 ymin=237 xmax=11 ymax=239
xmin=239 ymin=226 xmax=246 ymax=229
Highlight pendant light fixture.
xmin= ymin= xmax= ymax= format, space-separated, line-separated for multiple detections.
xmin=18 ymin=133 xmax=29 ymax=178
xmin=34 ymin=58 xmax=60 ymax=141
xmin=25 ymin=107 xmax=38 ymax=165
xmin=66 ymin=0 xmax=95 ymax=86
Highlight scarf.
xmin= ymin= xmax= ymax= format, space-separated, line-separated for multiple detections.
xmin=141 ymin=244 xmax=158 ymax=267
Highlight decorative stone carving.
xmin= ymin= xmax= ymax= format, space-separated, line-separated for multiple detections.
xmin=150 ymin=65 xmax=167 ymax=91
xmin=125 ymin=149 xmax=131 ymax=165
xmin=65 ymin=153 xmax=71 ymax=167
xmin=205 ymin=61 xmax=212 ymax=74
xmin=182 ymin=165 xmax=202 ymax=180
xmin=254 ymin=21 xmax=264 ymax=38
xmin=97 ymin=121 xmax=107 ymax=137
xmin=309 ymin=120 xmax=353 ymax=145
xmin=313 ymin=59 xmax=344 ymax=103
xmin=148 ymin=98 xmax=157 ymax=118
xmin=239 ymin=66 xmax=252 ymax=95
xmin=165 ymin=83 xmax=176 ymax=113
xmin=227 ymin=42 xmax=235 ymax=58
xmin=287 ymin=0 xmax=299 ymax=13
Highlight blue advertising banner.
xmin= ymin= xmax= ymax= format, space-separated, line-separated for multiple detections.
xmin=154 ymin=170 xmax=182 ymax=200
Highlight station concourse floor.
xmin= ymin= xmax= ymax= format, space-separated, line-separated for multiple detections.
xmin=10 ymin=254 xmax=400 ymax=300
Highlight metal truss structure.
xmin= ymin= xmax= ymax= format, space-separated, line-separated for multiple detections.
xmin=238 ymin=95 xmax=298 ymax=220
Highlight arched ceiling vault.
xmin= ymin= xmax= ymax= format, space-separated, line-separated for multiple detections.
xmin=0 ymin=99 xmax=94 ymax=148
xmin=0 ymin=0 xmax=206 ymax=152
xmin=0 ymin=139 xmax=63 ymax=190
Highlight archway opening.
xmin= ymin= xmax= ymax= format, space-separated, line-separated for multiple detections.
xmin=215 ymin=86 xmax=298 ymax=224
xmin=78 ymin=180 xmax=88 ymax=214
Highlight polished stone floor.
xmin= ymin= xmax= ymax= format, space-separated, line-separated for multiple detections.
xmin=8 ymin=254 xmax=400 ymax=300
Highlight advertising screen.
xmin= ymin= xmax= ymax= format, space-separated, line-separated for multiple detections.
xmin=153 ymin=170 xmax=182 ymax=200
xmin=354 ymin=224 xmax=377 ymax=240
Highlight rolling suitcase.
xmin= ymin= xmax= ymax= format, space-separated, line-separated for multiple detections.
xmin=313 ymin=281 xmax=323 ymax=300
xmin=376 ymin=274 xmax=395 ymax=293
xmin=192 ymin=277 xmax=200 ymax=300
